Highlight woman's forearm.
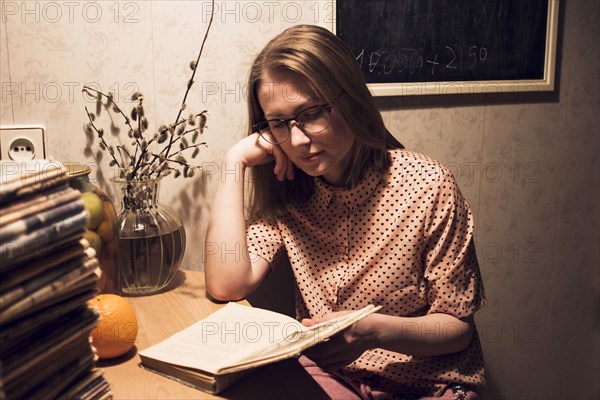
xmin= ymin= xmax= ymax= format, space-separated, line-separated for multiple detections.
xmin=204 ymin=134 xmax=291 ymax=301
xmin=362 ymin=312 xmax=474 ymax=357
xmin=204 ymin=157 xmax=256 ymax=300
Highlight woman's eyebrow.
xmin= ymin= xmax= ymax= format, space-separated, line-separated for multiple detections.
xmin=264 ymin=99 xmax=322 ymax=119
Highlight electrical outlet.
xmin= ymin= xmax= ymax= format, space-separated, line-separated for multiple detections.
xmin=0 ymin=125 xmax=47 ymax=161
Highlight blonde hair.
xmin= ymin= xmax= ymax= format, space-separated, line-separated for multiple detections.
xmin=247 ymin=25 xmax=403 ymax=219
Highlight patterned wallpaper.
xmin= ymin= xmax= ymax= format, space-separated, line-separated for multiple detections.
xmin=1 ymin=1 xmax=598 ymax=398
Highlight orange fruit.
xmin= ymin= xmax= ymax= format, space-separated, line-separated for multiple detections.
xmin=90 ymin=294 xmax=139 ymax=359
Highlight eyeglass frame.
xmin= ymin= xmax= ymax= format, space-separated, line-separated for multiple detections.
xmin=252 ymin=101 xmax=334 ymax=145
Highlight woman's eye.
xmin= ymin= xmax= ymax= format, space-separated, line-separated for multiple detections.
xmin=302 ymin=108 xmax=322 ymax=120
xmin=269 ymin=121 xmax=286 ymax=129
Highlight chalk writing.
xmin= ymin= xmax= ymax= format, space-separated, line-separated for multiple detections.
xmin=336 ymin=0 xmax=554 ymax=87
xmin=356 ymin=45 xmax=489 ymax=78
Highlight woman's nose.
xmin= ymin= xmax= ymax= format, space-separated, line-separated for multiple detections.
xmin=288 ymin=122 xmax=311 ymax=147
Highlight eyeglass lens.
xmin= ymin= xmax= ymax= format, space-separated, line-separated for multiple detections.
xmin=258 ymin=104 xmax=330 ymax=143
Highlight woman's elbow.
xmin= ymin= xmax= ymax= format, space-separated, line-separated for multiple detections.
xmin=447 ymin=317 xmax=474 ymax=353
xmin=207 ymin=289 xmax=244 ymax=302
xmin=205 ymin=278 xmax=248 ymax=302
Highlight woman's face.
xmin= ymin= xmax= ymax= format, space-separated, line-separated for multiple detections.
xmin=257 ymin=69 xmax=355 ymax=186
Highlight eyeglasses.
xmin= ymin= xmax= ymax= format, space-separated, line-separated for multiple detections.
xmin=253 ymin=102 xmax=333 ymax=145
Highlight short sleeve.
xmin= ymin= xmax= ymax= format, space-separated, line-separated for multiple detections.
xmin=246 ymin=216 xmax=285 ymax=268
xmin=423 ymin=168 xmax=486 ymax=319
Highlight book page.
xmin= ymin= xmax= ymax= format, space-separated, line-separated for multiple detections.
xmin=224 ymin=305 xmax=382 ymax=373
xmin=139 ymin=303 xmax=307 ymax=374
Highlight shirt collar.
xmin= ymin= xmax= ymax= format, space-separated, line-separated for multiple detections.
xmin=313 ymin=166 xmax=383 ymax=209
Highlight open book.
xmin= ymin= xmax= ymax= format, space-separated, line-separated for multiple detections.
xmin=139 ymin=302 xmax=381 ymax=394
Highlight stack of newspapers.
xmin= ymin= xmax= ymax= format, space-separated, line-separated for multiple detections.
xmin=0 ymin=161 xmax=111 ymax=399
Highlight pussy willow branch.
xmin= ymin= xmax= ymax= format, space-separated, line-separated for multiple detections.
xmin=84 ymin=85 xmax=146 ymax=174
xmin=152 ymin=110 xmax=207 ymax=152
xmin=82 ymin=0 xmax=214 ymax=181
xmin=156 ymin=0 xmax=215 ymax=177
xmin=116 ymin=145 xmax=132 ymax=166
xmin=82 ymin=86 xmax=134 ymax=132
xmin=176 ymin=0 xmax=215 ymax=126
xmin=131 ymin=98 xmax=148 ymax=179
xmin=84 ymin=106 xmax=122 ymax=168
xmin=165 ymin=142 xmax=207 ymax=160
xmin=156 ymin=110 xmax=208 ymax=156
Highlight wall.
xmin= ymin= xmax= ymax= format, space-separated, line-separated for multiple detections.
xmin=379 ymin=2 xmax=599 ymax=398
xmin=1 ymin=1 xmax=598 ymax=398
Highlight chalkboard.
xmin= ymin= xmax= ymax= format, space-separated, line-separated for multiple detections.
xmin=334 ymin=0 xmax=559 ymax=96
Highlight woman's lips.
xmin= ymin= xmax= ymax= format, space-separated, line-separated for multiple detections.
xmin=300 ymin=151 xmax=322 ymax=162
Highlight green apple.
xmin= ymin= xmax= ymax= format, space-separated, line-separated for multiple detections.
xmin=81 ymin=192 xmax=104 ymax=229
xmin=83 ymin=229 xmax=103 ymax=256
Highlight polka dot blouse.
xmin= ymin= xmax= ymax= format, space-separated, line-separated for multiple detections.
xmin=247 ymin=149 xmax=486 ymax=396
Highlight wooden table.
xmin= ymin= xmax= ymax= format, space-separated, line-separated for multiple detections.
xmin=99 ymin=270 xmax=327 ymax=399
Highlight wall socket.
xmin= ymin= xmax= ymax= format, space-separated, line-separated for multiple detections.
xmin=0 ymin=125 xmax=47 ymax=161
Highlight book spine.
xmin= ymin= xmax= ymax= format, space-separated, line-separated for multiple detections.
xmin=0 ymin=187 xmax=81 ymax=227
xmin=0 ymin=199 xmax=84 ymax=242
xmin=0 ymin=255 xmax=85 ymax=310
xmin=0 ymin=241 xmax=84 ymax=292
xmin=0 ymin=164 xmax=67 ymax=207
xmin=0 ymin=257 xmax=98 ymax=324
xmin=0 ymin=210 xmax=88 ymax=267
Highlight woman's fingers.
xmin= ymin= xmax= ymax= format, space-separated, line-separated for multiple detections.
xmin=271 ymin=146 xmax=285 ymax=181
xmin=278 ymin=154 xmax=293 ymax=181
xmin=267 ymin=137 xmax=292 ymax=181
xmin=234 ymin=132 xmax=293 ymax=181
xmin=305 ymin=335 xmax=345 ymax=359
xmin=304 ymin=334 xmax=356 ymax=371
xmin=229 ymin=133 xmax=272 ymax=167
xmin=285 ymin=158 xmax=295 ymax=180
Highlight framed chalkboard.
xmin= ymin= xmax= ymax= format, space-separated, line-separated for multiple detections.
xmin=334 ymin=0 xmax=559 ymax=96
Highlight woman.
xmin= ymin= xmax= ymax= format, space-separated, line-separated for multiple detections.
xmin=205 ymin=25 xmax=485 ymax=399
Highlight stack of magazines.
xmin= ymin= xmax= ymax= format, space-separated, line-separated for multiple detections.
xmin=0 ymin=160 xmax=111 ymax=399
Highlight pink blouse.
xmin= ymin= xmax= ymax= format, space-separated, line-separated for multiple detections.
xmin=247 ymin=149 xmax=486 ymax=395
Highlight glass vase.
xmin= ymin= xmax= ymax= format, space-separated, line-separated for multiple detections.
xmin=111 ymin=177 xmax=186 ymax=296
xmin=66 ymin=163 xmax=119 ymax=294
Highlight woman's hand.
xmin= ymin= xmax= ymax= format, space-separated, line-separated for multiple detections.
xmin=226 ymin=133 xmax=294 ymax=181
xmin=301 ymin=312 xmax=377 ymax=371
